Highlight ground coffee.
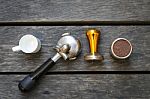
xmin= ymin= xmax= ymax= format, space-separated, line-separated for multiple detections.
xmin=111 ymin=38 xmax=132 ymax=59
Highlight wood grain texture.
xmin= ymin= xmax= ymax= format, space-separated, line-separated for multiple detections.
xmin=0 ymin=0 xmax=149 ymax=21
xmin=0 ymin=26 xmax=149 ymax=72
xmin=0 ymin=74 xmax=149 ymax=99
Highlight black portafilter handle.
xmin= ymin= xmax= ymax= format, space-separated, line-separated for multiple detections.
xmin=18 ymin=57 xmax=55 ymax=92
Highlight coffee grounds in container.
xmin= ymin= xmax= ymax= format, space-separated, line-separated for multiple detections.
xmin=113 ymin=39 xmax=131 ymax=57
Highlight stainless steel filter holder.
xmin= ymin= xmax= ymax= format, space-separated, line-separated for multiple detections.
xmin=18 ymin=33 xmax=81 ymax=92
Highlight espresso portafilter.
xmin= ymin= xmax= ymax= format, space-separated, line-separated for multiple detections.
xmin=18 ymin=33 xmax=81 ymax=92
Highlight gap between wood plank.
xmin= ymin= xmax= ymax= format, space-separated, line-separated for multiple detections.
xmin=0 ymin=21 xmax=150 ymax=26
xmin=0 ymin=71 xmax=150 ymax=75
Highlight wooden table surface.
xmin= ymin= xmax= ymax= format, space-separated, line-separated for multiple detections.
xmin=0 ymin=0 xmax=150 ymax=99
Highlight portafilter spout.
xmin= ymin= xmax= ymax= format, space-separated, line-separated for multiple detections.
xmin=18 ymin=33 xmax=81 ymax=92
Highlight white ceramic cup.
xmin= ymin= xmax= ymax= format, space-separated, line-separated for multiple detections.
xmin=12 ymin=34 xmax=41 ymax=53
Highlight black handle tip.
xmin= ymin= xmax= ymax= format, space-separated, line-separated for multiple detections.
xmin=18 ymin=75 xmax=35 ymax=92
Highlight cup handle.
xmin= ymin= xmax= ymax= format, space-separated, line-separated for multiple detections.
xmin=12 ymin=46 xmax=21 ymax=52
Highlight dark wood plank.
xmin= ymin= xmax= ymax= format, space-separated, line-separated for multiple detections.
xmin=0 ymin=26 xmax=149 ymax=72
xmin=0 ymin=74 xmax=150 ymax=99
xmin=0 ymin=0 xmax=149 ymax=21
